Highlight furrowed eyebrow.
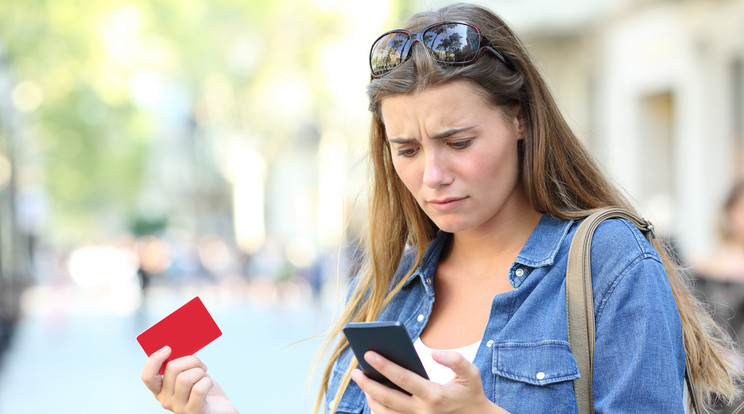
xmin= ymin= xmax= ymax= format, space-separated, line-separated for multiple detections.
xmin=432 ymin=126 xmax=473 ymax=139
xmin=388 ymin=137 xmax=416 ymax=145
xmin=388 ymin=126 xmax=474 ymax=144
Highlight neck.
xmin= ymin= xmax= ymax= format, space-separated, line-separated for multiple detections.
xmin=446 ymin=198 xmax=542 ymax=269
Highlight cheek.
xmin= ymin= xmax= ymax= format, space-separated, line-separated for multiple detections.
xmin=469 ymin=142 xmax=518 ymax=178
xmin=390 ymin=156 xmax=419 ymax=192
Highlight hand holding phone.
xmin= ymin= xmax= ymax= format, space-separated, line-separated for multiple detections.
xmin=136 ymin=296 xmax=222 ymax=375
xmin=343 ymin=321 xmax=428 ymax=394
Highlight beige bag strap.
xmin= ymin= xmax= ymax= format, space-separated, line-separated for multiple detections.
xmin=566 ymin=208 xmax=702 ymax=414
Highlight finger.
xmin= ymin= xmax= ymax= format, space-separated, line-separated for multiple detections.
xmin=431 ymin=350 xmax=480 ymax=380
xmin=184 ymin=376 xmax=214 ymax=413
xmin=173 ymin=367 xmax=208 ymax=407
xmin=366 ymin=393 xmax=405 ymax=414
xmin=141 ymin=346 xmax=171 ymax=395
xmin=161 ymin=356 xmax=208 ymax=402
xmin=364 ymin=351 xmax=429 ymax=395
xmin=351 ymin=365 xmax=415 ymax=412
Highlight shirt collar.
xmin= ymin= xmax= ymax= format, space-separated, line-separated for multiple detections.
xmin=514 ymin=215 xmax=574 ymax=269
xmin=402 ymin=215 xmax=574 ymax=291
xmin=403 ymin=230 xmax=451 ymax=292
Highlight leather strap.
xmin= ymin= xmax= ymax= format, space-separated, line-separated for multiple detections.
xmin=566 ymin=208 xmax=671 ymax=413
xmin=733 ymin=400 xmax=744 ymax=414
xmin=566 ymin=208 xmax=744 ymax=413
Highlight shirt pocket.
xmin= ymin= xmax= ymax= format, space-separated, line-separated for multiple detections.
xmin=492 ymin=340 xmax=580 ymax=384
xmin=490 ymin=340 xmax=580 ymax=413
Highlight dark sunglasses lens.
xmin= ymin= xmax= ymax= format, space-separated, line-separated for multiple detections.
xmin=370 ymin=32 xmax=410 ymax=76
xmin=423 ymin=23 xmax=480 ymax=63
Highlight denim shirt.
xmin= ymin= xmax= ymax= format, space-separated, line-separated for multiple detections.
xmin=327 ymin=215 xmax=686 ymax=413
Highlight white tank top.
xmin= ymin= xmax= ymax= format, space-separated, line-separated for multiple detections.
xmin=413 ymin=337 xmax=481 ymax=384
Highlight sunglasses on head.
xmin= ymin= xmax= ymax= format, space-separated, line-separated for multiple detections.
xmin=369 ymin=21 xmax=512 ymax=79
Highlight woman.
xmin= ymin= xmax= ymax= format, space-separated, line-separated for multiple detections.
xmin=141 ymin=3 xmax=740 ymax=413
xmin=315 ymin=3 xmax=740 ymax=413
xmin=690 ymin=182 xmax=744 ymax=347
xmin=693 ymin=182 xmax=744 ymax=283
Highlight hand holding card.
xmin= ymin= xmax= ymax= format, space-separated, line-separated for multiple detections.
xmin=136 ymin=296 xmax=222 ymax=375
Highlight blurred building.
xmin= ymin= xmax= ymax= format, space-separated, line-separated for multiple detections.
xmin=423 ymin=0 xmax=744 ymax=259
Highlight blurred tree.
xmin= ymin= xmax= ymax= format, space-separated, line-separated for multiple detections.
xmin=0 ymin=0 xmax=409 ymax=250
xmin=0 ymin=0 xmax=342 ymax=242
xmin=0 ymin=1 xmax=150 ymax=241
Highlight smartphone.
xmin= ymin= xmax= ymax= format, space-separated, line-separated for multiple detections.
xmin=342 ymin=321 xmax=428 ymax=394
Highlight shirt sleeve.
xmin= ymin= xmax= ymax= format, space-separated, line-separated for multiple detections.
xmin=589 ymin=222 xmax=686 ymax=413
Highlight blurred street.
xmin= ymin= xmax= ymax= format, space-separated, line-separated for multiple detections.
xmin=0 ymin=280 xmax=333 ymax=414
xmin=1 ymin=0 xmax=744 ymax=413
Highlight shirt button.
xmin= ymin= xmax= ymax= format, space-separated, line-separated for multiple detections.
xmin=515 ymin=268 xmax=525 ymax=277
xmin=426 ymin=277 xmax=432 ymax=285
xmin=536 ymin=372 xmax=546 ymax=380
xmin=486 ymin=339 xmax=494 ymax=348
xmin=417 ymin=314 xmax=425 ymax=322
xmin=328 ymin=399 xmax=334 ymax=409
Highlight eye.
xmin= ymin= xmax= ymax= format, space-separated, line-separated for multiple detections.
xmin=397 ymin=147 xmax=419 ymax=157
xmin=449 ymin=139 xmax=472 ymax=150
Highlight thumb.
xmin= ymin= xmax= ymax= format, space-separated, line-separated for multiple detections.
xmin=431 ymin=350 xmax=479 ymax=380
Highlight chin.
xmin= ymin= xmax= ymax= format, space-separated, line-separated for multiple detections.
xmin=430 ymin=218 xmax=472 ymax=234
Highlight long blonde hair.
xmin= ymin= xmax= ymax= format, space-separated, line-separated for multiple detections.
xmin=314 ymin=3 xmax=741 ymax=412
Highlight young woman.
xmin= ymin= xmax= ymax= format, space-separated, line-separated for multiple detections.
xmin=141 ymin=3 xmax=740 ymax=413
xmin=315 ymin=3 xmax=741 ymax=413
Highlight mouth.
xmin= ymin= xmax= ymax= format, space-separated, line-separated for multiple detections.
xmin=428 ymin=196 xmax=468 ymax=210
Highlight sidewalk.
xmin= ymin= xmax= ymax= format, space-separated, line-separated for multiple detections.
xmin=0 ymin=282 xmax=332 ymax=413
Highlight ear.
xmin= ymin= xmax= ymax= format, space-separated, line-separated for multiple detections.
xmin=513 ymin=107 xmax=525 ymax=141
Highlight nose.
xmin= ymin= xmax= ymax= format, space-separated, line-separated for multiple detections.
xmin=422 ymin=151 xmax=453 ymax=188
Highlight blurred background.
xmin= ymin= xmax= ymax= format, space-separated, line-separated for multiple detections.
xmin=0 ymin=0 xmax=743 ymax=412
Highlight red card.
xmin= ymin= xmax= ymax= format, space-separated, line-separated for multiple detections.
xmin=136 ymin=296 xmax=222 ymax=375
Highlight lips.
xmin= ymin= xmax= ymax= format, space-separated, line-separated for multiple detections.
xmin=428 ymin=196 xmax=468 ymax=211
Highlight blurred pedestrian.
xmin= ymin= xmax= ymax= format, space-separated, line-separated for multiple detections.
xmin=690 ymin=182 xmax=744 ymax=342
xmin=693 ymin=182 xmax=744 ymax=281
xmin=140 ymin=3 xmax=742 ymax=413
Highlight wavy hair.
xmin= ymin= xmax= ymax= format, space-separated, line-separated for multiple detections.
xmin=314 ymin=3 xmax=741 ymax=412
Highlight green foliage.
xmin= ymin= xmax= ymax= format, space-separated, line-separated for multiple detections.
xmin=0 ymin=0 xmax=377 ymax=243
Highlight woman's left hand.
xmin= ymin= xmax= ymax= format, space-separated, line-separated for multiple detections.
xmin=350 ymin=350 xmax=509 ymax=414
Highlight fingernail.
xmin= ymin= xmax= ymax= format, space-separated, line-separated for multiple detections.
xmin=160 ymin=346 xmax=171 ymax=353
xmin=365 ymin=351 xmax=378 ymax=362
xmin=350 ymin=369 xmax=362 ymax=382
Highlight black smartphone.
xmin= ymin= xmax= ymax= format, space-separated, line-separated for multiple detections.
xmin=342 ymin=321 xmax=429 ymax=394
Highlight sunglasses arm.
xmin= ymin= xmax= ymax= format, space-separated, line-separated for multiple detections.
xmin=484 ymin=46 xmax=515 ymax=71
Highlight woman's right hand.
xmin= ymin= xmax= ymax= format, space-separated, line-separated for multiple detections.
xmin=141 ymin=346 xmax=239 ymax=414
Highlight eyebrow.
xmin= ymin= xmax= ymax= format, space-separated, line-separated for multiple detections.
xmin=388 ymin=126 xmax=474 ymax=144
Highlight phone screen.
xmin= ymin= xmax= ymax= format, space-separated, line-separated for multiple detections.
xmin=342 ymin=321 xmax=428 ymax=394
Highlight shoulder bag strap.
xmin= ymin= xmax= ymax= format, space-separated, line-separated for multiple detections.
xmin=565 ymin=208 xmax=704 ymax=413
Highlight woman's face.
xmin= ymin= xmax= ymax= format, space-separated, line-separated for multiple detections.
xmin=380 ymin=80 xmax=531 ymax=236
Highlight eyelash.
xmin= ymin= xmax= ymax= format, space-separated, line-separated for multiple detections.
xmin=397 ymin=148 xmax=418 ymax=157
xmin=394 ymin=139 xmax=472 ymax=158
xmin=449 ymin=140 xmax=472 ymax=149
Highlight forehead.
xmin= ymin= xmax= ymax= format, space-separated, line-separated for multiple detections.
xmin=379 ymin=81 xmax=500 ymax=132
